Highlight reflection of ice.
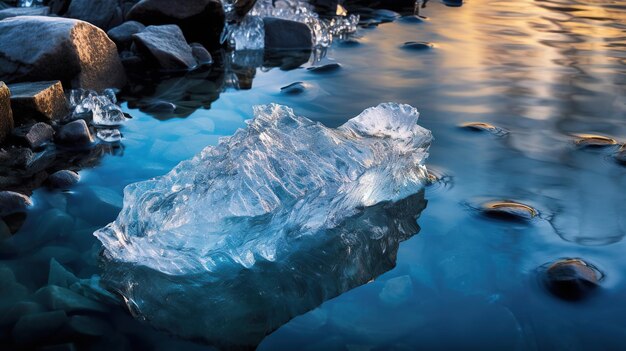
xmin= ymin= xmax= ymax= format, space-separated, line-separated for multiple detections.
xmin=94 ymin=103 xmax=431 ymax=347
xmin=225 ymin=0 xmax=359 ymax=49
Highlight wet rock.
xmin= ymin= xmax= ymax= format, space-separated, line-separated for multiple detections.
xmin=544 ymin=258 xmax=600 ymax=300
xmin=280 ymin=82 xmax=306 ymax=95
xmin=34 ymin=285 xmax=108 ymax=314
xmin=48 ymin=0 xmax=72 ymax=15
xmin=443 ymin=0 xmax=463 ymax=7
xmin=8 ymin=81 xmax=69 ymax=124
xmin=126 ymin=0 xmax=225 ymax=50
xmin=459 ymin=121 xmax=508 ymax=136
xmin=0 ymin=16 xmax=126 ymax=91
xmin=615 ymin=146 xmax=626 ymax=165
xmin=133 ymin=25 xmax=197 ymax=70
xmin=46 ymin=170 xmax=80 ymax=189
xmin=48 ymin=258 xmax=79 ymax=289
xmin=143 ymin=100 xmax=177 ymax=113
xmin=307 ymin=62 xmax=342 ymax=73
xmin=15 ymin=122 xmax=55 ymax=150
xmin=190 ymin=43 xmax=213 ymax=65
xmin=12 ymin=310 xmax=68 ymax=346
xmin=0 ymin=6 xmax=50 ymax=20
xmin=107 ymin=20 xmax=145 ymax=49
xmin=263 ymin=17 xmax=312 ymax=51
xmin=0 ymin=191 xmax=32 ymax=216
xmin=402 ymin=41 xmax=434 ymax=50
xmin=65 ymin=0 xmax=122 ymax=30
xmin=0 ymin=82 xmax=13 ymax=144
xmin=573 ymin=133 xmax=618 ymax=148
xmin=480 ymin=200 xmax=537 ymax=221
xmin=309 ymin=0 xmax=340 ymax=16
xmin=55 ymin=120 xmax=93 ymax=147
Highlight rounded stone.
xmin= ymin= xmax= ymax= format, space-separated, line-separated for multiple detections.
xmin=0 ymin=191 xmax=32 ymax=217
xmin=544 ymin=258 xmax=600 ymax=300
xmin=481 ymin=200 xmax=538 ymax=221
xmin=55 ymin=119 xmax=93 ymax=147
xmin=47 ymin=170 xmax=80 ymax=189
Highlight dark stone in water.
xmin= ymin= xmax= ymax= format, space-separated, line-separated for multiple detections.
xmin=143 ymin=100 xmax=177 ymax=113
xmin=443 ymin=0 xmax=463 ymax=7
xmin=65 ymin=0 xmax=123 ymax=30
xmin=14 ymin=122 xmax=55 ymax=150
xmin=307 ymin=62 xmax=342 ymax=73
xmin=55 ymin=120 xmax=93 ymax=147
xmin=48 ymin=0 xmax=72 ymax=15
xmin=263 ymin=17 xmax=313 ymax=52
xmin=126 ymin=0 xmax=225 ymax=50
xmin=280 ymin=82 xmax=306 ymax=95
xmin=372 ymin=9 xmax=400 ymax=22
xmin=0 ymin=6 xmax=50 ymax=20
xmin=0 ymin=301 xmax=45 ymax=328
xmin=190 ymin=43 xmax=213 ymax=65
xmin=399 ymin=15 xmax=427 ymax=23
xmin=573 ymin=133 xmax=618 ymax=148
xmin=544 ymin=258 xmax=600 ymax=300
xmin=8 ymin=81 xmax=69 ymax=125
xmin=0 ymin=191 xmax=31 ymax=217
xmin=402 ymin=41 xmax=434 ymax=50
xmin=0 ymin=16 xmax=126 ymax=91
xmin=480 ymin=200 xmax=537 ymax=221
xmin=107 ymin=20 xmax=145 ymax=49
xmin=459 ymin=121 xmax=508 ymax=136
xmin=46 ymin=170 xmax=80 ymax=189
xmin=0 ymin=82 xmax=13 ymax=144
xmin=615 ymin=146 xmax=626 ymax=165
xmin=132 ymin=25 xmax=197 ymax=70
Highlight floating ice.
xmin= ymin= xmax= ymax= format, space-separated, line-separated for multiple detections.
xmin=69 ymin=89 xmax=127 ymax=127
xmin=96 ymin=128 xmax=122 ymax=143
xmin=94 ymin=103 xmax=431 ymax=347
xmin=225 ymin=0 xmax=359 ymax=50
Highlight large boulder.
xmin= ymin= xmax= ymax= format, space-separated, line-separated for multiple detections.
xmin=0 ymin=6 xmax=50 ymax=20
xmin=8 ymin=81 xmax=69 ymax=125
xmin=263 ymin=17 xmax=313 ymax=51
xmin=132 ymin=25 xmax=197 ymax=69
xmin=126 ymin=0 xmax=225 ymax=50
xmin=0 ymin=16 xmax=126 ymax=91
xmin=64 ymin=0 xmax=123 ymax=30
xmin=0 ymin=82 xmax=13 ymax=144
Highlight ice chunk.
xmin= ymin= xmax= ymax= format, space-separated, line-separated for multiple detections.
xmin=69 ymin=89 xmax=126 ymax=126
xmin=96 ymin=128 xmax=122 ymax=143
xmin=18 ymin=0 xmax=43 ymax=7
xmin=94 ymin=103 xmax=431 ymax=347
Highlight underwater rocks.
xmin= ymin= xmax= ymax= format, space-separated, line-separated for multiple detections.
xmin=8 ymin=81 xmax=69 ymax=125
xmin=0 ymin=82 xmax=12 ymax=144
xmin=0 ymin=16 xmax=126 ymax=91
xmin=543 ymin=258 xmax=601 ymax=300
xmin=126 ymin=0 xmax=225 ymax=50
xmin=132 ymin=25 xmax=197 ymax=70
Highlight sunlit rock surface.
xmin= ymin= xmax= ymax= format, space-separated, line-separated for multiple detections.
xmin=95 ymin=103 xmax=431 ymax=347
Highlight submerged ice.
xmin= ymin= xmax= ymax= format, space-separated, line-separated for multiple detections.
xmin=95 ymin=103 xmax=432 ymax=347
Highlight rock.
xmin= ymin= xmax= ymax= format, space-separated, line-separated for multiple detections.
xmin=47 ymin=170 xmax=80 ymax=189
xmin=48 ymin=0 xmax=72 ymax=15
xmin=190 ymin=43 xmax=213 ymax=65
xmin=55 ymin=120 xmax=93 ymax=147
xmin=0 ymin=82 xmax=13 ymax=144
xmin=0 ymin=16 xmax=126 ymax=91
xmin=402 ymin=41 xmax=434 ymax=50
xmin=263 ymin=17 xmax=312 ymax=51
xmin=65 ymin=0 xmax=122 ymax=30
xmin=0 ymin=6 xmax=50 ymax=20
xmin=309 ymin=0 xmax=339 ymax=16
xmin=307 ymin=62 xmax=342 ymax=74
xmin=615 ymin=146 xmax=626 ymax=165
xmin=107 ymin=20 xmax=145 ymax=49
xmin=20 ymin=122 xmax=55 ymax=150
xmin=8 ymin=81 xmax=69 ymax=124
xmin=480 ymin=200 xmax=538 ymax=221
xmin=280 ymin=81 xmax=306 ymax=95
xmin=33 ymin=285 xmax=108 ymax=314
xmin=544 ymin=258 xmax=600 ymax=300
xmin=132 ymin=25 xmax=197 ymax=70
xmin=48 ymin=258 xmax=79 ymax=289
xmin=231 ymin=0 xmax=257 ymax=21
xmin=0 ymin=191 xmax=32 ymax=216
xmin=12 ymin=310 xmax=68 ymax=346
xmin=126 ymin=0 xmax=225 ymax=50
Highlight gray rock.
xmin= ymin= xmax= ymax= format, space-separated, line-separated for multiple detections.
xmin=544 ymin=258 xmax=600 ymax=300
xmin=0 ymin=6 xmax=50 ymax=20
xmin=12 ymin=310 xmax=68 ymax=345
xmin=263 ymin=17 xmax=312 ymax=51
xmin=126 ymin=0 xmax=225 ymax=50
xmin=34 ymin=285 xmax=108 ymax=314
xmin=0 ymin=191 xmax=32 ymax=216
xmin=8 ymin=81 xmax=69 ymax=124
xmin=55 ymin=119 xmax=92 ymax=147
xmin=65 ymin=0 xmax=122 ymax=30
xmin=48 ymin=0 xmax=72 ymax=15
xmin=133 ymin=25 xmax=197 ymax=69
xmin=0 ymin=82 xmax=13 ymax=144
xmin=47 ymin=170 xmax=80 ymax=189
xmin=0 ymin=16 xmax=126 ymax=91
xmin=23 ymin=122 xmax=55 ymax=150
xmin=107 ymin=20 xmax=145 ymax=49
xmin=190 ymin=43 xmax=213 ymax=65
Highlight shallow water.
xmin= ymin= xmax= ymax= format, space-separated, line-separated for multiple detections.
xmin=2 ymin=0 xmax=626 ymax=349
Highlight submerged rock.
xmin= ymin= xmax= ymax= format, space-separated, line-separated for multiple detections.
xmin=95 ymin=103 xmax=431 ymax=347
xmin=0 ymin=82 xmax=13 ymax=144
xmin=307 ymin=62 xmax=342 ymax=73
xmin=0 ymin=191 xmax=32 ymax=216
xmin=47 ymin=170 xmax=80 ymax=189
xmin=64 ymin=0 xmax=122 ymax=30
xmin=263 ymin=17 xmax=312 ymax=51
xmin=0 ymin=16 xmax=126 ymax=91
xmin=573 ymin=133 xmax=618 ymax=148
xmin=0 ymin=6 xmax=49 ymax=20
xmin=132 ymin=25 xmax=197 ymax=70
xmin=55 ymin=120 xmax=93 ymax=147
xmin=107 ymin=20 xmax=145 ymax=49
xmin=8 ymin=81 xmax=69 ymax=124
xmin=126 ymin=0 xmax=225 ymax=50
xmin=480 ymin=200 xmax=538 ymax=221
xmin=402 ymin=41 xmax=434 ymax=50
xmin=544 ymin=258 xmax=601 ymax=300
xmin=615 ymin=145 xmax=626 ymax=165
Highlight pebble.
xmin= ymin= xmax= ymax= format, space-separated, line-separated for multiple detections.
xmin=573 ymin=133 xmax=618 ymax=148
xmin=46 ymin=170 xmax=80 ymax=189
xmin=280 ymin=82 xmax=307 ymax=95
xmin=544 ymin=258 xmax=600 ymax=300
xmin=402 ymin=41 xmax=434 ymax=50
xmin=480 ymin=200 xmax=538 ymax=221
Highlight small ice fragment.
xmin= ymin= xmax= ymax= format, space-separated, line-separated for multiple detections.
xmin=96 ymin=129 xmax=122 ymax=143
xmin=68 ymin=89 xmax=127 ymax=126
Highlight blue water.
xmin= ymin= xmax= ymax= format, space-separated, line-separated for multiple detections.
xmin=2 ymin=0 xmax=626 ymax=349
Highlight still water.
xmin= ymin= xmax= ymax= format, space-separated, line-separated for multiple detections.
xmin=2 ymin=0 xmax=626 ymax=349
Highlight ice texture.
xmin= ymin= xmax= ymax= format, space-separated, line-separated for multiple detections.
xmin=18 ymin=0 xmax=43 ymax=7
xmin=94 ymin=103 xmax=431 ymax=347
xmin=225 ymin=0 xmax=359 ymax=50
xmin=69 ymin=89 xmax=126 ymax=127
